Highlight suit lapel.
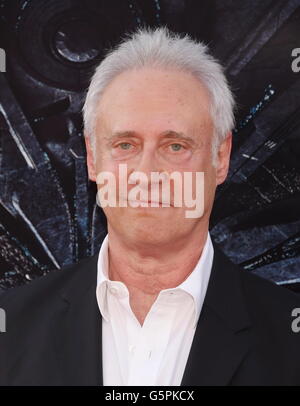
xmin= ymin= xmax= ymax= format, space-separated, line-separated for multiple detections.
xmin=181 ymin=240 xmax=253 ymax=386
xmin=55 ymin=253 xmax=103 ymax=386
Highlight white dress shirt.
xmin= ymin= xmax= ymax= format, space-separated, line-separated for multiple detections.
xmin=96 ymin=232 xmax=214 ymax=386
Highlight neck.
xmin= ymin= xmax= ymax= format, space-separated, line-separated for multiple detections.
xmin=106 ymin=224 xmax=209 ymax=325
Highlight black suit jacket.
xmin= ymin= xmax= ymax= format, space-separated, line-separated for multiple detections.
xmin=1 ymin=236 xmax=300 ymax=386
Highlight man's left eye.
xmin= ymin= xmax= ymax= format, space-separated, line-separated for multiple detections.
xmin=119 ymin=142 xmax=132 ymax=150
xmin=170 ymin=143 xmax=183 ymax=151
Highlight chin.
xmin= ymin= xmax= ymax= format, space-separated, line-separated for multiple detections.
xmin=109 ymin=214 xmax=160 ymax=238
xmin=106 ymin=207 xmax=190 ymax=243
xmin=129 ymin=228 xmax=171 ymax=246
xmin=123 ymin=216 xmax=185 ymax=246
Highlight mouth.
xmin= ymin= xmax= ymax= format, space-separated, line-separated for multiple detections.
xmin=127 ymin=199 xmax=173 ymax=207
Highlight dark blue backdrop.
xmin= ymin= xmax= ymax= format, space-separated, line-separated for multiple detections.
xmin=0 ymin=0 xmax=299 ymax=292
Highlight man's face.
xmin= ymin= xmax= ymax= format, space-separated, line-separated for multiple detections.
xmin=86 ymin=67 xmax=231 ymax=247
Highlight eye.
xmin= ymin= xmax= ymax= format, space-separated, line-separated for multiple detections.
xmin=119 ymin=142 xmax=132 ymax=150
xmin=170 ymin=143 xmax=183 ymax=151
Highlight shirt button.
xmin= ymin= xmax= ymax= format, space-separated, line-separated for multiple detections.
xmin=109 ymin=286 xmax=118 ymax=295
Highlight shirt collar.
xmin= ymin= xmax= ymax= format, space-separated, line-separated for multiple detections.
xmin=96 ymin=234 xmax=110 ymax=322
xmin=174 ymin=232 xmax=214 ymax=327
xmin=96 ymin=232 xmax=214 ymax=327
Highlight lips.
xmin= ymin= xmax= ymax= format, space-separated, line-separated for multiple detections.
xmin=127 ymin=199 xmax=173 ymax=207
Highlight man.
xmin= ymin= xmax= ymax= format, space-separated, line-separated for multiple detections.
xmin=0 ymin=26 xmax=300 ymax=386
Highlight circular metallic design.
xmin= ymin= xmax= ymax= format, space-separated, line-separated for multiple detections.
xmin=14 ymin=0 xmax=130 ymax=91
xmin=54 ymin=19 xmax=100 ymax=63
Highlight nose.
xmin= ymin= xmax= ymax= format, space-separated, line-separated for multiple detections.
xmin=131 ymin=143 xmax=163 ymax=176
xmin=128 ymin=143 xmax=166 ymax=194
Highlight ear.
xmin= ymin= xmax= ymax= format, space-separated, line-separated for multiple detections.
xmin=84 ymin=134 xmax=97 ymax=182
xmin=215 ymin=132 xmax=232 ymax=186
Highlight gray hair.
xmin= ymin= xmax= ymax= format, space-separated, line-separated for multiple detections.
xmin=83 ymin=26 xmax=235 ymax=166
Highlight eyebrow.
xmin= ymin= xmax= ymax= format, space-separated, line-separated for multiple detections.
xmin=160 ymin=130 xmax=197 ymax=145
xmin=104 ymin=130 xmax=197 ymax=146
xmin=103 ymin=131 xmax=137 ymax=143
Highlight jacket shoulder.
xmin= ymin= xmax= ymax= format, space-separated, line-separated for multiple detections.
xmin=240 ymin=267 xmax=300 ymax=312
xmin=0 ymin=254 xmax=98 ymax=312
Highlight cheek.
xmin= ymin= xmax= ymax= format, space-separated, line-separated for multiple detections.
xmin=203 ymin=168 xmax=217 ymax=205
xmin=187 ymin=152 xmax=211 ymax=173
xmin=188 ymin=153 xmax=215 ymax=199
xmin=95 ymin=154 xmax=117 ymax=173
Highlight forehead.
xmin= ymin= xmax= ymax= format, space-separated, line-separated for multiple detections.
xmin=95 ymin=67 xmax=213 ymax=133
